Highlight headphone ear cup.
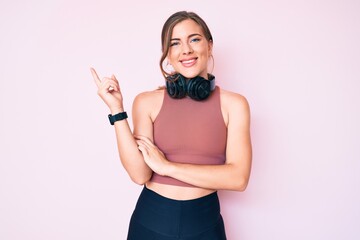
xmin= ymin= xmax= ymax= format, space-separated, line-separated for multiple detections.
xmin=187 ymin=76 xmax=211 ymax=101
xmin=166 ymin=74 xmax=187 ymax=99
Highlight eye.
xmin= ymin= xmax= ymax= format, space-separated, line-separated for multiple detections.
xmin=190 ymin=38 xmax=201 ymax=43
xmin=170 ymin=41 xmax=180 ymax=47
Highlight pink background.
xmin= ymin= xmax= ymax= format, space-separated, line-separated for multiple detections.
xmin=1 ymin=0 xmax=359 ymax=239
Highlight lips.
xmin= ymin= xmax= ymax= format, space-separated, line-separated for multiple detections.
xmin=180 ymin=58 xmax=197 ymax=67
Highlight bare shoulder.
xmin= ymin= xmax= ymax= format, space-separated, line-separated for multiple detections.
xmin=133 ymin=87 xmax=165 ymax=121
xmin=134 ymin=88 xmax=164 ymax=103
xmin=219 ymin=88 xmax=250 ymax=115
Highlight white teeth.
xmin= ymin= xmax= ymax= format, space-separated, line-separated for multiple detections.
xmin=182 ymin=59 xmax=195 ymax=64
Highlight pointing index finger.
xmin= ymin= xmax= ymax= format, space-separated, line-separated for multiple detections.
xmin=90 ymin=67 xmax=101 ymax=87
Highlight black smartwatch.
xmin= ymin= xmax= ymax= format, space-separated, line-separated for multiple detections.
xmin=108 ymin=112 xmax=128 ymax=125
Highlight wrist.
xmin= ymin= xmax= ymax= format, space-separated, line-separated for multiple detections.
xmin=163 ymin=161 xmax=176 ymax=177
xmin=108 ymin=111 xmax=128 ymax=125
xmin=110 ymin=107 xmax=124 ymax=115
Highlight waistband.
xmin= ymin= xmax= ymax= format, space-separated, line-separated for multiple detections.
xmin=131 ymin=186 xmax=221 ymax=237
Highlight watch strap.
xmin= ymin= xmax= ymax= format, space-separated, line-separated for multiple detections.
xmin=108 ymin=112 xmax=128 ymax=125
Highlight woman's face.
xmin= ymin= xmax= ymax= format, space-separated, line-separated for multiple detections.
xmin=167 ymin=19 xmax=212 ymax=79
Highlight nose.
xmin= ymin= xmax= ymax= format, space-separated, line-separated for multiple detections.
xmin=182 ymin=42 xmax=193 ymax=55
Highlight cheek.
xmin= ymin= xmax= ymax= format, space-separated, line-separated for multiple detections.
xmin=196 ymin=44 xmax=210 ymax=56
xmin=167 ymin=50 xmax=177 ymax=64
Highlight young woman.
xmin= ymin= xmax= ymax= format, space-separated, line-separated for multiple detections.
xmin=91 ymin=11 xmax=252 ymax=240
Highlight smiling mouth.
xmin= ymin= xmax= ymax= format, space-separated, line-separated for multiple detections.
xmin=180 ymin=58 xmax=198 ymax=67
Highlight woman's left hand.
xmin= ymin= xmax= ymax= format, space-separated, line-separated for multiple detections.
xmin=135 ymin=135 xmax=170 ymax=176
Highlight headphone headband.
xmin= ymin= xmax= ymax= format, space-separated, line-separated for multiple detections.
xmin=166 ymin=73 xmax=216 ymax=101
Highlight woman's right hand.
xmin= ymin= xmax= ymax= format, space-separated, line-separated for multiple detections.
xmin=90 ymin=67 xmax=124 ymax=113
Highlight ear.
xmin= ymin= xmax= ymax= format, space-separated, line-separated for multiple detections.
xmin=208 ymin=41 xmax=213 ymax=55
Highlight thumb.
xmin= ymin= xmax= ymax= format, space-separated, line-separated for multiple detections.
xmin=111 ymin=74 xmax=121 ymax=92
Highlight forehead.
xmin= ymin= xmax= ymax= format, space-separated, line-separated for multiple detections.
xmin=171 ymin=19 xmax=204 ymax=38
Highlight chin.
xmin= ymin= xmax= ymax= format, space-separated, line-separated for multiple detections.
xmin=178 ymin=69 xmax=207 ymax=79
xmin=181 ymin=73 xmax=198 ymax=79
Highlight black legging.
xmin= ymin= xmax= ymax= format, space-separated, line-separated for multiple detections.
xmin=127 ymin=186 xmax=227 ymax=240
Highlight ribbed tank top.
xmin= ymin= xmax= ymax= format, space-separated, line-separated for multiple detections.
xmin=152 ymin=86 xmax=227 ymax=187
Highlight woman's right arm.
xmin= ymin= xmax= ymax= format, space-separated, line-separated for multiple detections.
xmin=91 ymin=68 xmax=152 ymax=185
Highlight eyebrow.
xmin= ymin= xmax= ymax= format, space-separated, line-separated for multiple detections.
xmin=170 ymin=33 xmax=203 ymax=41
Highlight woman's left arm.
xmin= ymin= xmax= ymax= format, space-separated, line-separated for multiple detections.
xmin=136 ymin=92 xmax=252 ymax=191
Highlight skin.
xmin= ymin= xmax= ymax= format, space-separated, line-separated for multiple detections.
xmin=91 ymin=19 xmax=252 ymax=200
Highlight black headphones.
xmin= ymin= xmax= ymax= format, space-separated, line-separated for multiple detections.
xmin=166 ymin=73 xmax=216 ymax=101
